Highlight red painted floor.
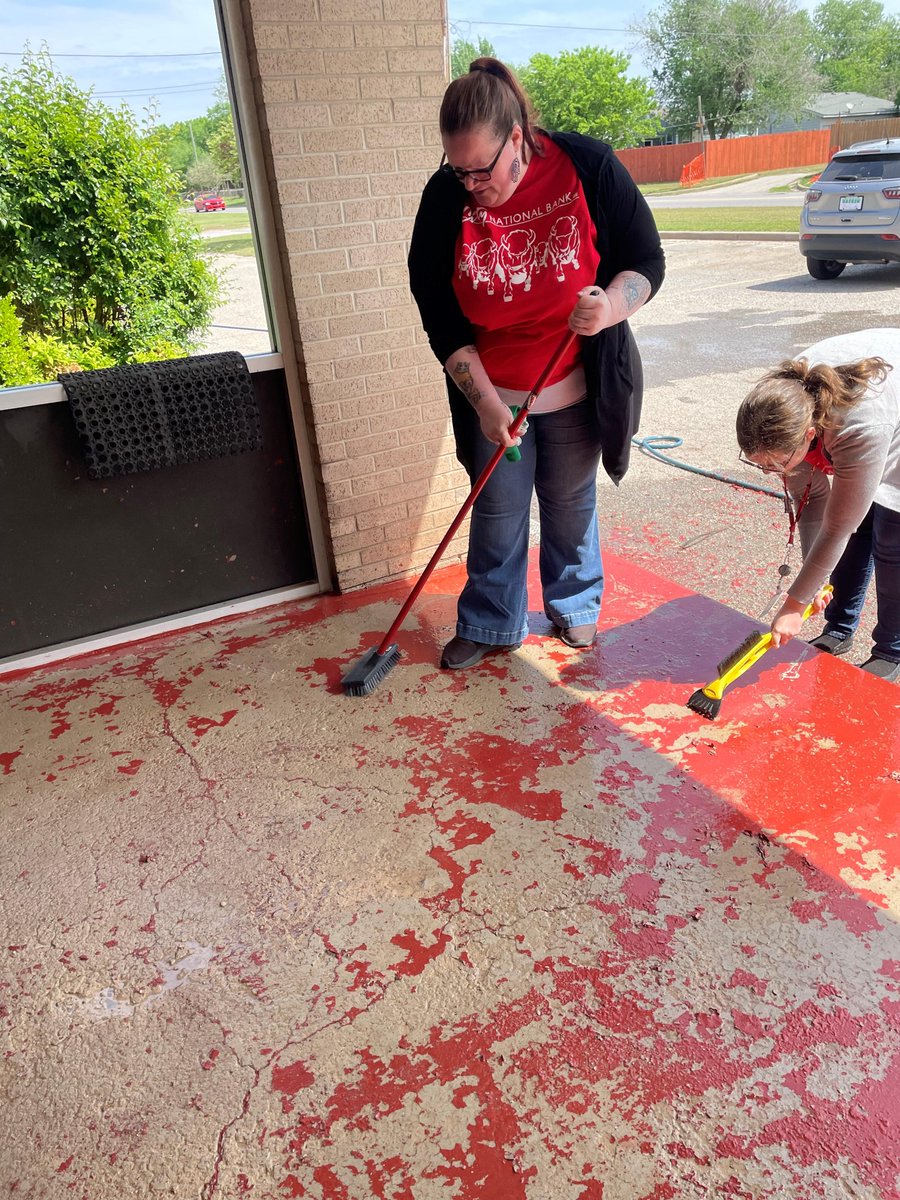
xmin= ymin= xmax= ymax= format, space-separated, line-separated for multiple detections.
xmin=1 ymin=551 xmax=899 ymax=1198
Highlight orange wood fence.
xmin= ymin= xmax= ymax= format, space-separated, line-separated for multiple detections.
xmin=616 ymin=128 xmax=832 ymax=184
xmin=828 ymin=116 xmax=900 ymax=150
xmin=706 ymin=129 xmax=830 ymax=176
xmin=615 ymin=142 xmax=701 ymax=184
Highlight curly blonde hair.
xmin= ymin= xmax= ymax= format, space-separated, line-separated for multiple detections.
xmin=736 ymin=355 xmax=891 ymax=455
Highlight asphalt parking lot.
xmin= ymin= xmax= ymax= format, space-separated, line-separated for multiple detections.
xmin=202 ymin=239 xmax=900 ymax=665
xmin=609 ymin=238 xmax=900 ymax=664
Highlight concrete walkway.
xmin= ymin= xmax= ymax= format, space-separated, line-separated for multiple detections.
xmin=2 ymin=551 xmax=898 ymax=1198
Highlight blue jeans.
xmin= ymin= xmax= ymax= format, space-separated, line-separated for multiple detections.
xmin=456 ymin=400 xmax=604 ymax=646
xmin=823 ymin=502 xmax=900 ymax=662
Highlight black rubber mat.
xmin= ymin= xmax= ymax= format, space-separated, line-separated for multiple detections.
xmin=60 ymin=352 xmax=262 ymax=479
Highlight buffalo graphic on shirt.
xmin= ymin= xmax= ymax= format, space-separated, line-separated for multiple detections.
xmin=458 ymin=209 xmax=582 ymax=302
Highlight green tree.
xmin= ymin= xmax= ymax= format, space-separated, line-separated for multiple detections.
xmin=519 ymin=47 xmax=662 ymax=147
xmin=451 ymin=35 xmax=497 ymax=80
xmin=0 ymin=51 xmax=218 ymax=384
xmin=186 ymin=153 xmax=222 ymax=192
xmin=637 ymin=0 xmax=821 ymax=139
xmin=153 ymin=77 xmax=234 ymax=186
xmin=208 ymin=114 xmax=242 ymax=186
xmin=812 ymin=0 xmax=900 ymax=99
xmin=155 ymin=114 xmax=221 ymax=183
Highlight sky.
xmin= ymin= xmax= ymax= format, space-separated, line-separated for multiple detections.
xmin=4 ymin=0 xmax=900 ymax=126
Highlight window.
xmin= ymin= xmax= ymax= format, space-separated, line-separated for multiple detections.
xmin=0 ymin=2 xmax=272 ymax=392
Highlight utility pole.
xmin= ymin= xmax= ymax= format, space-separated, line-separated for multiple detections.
xmin=188 ymin=120 xmax=199 ymax=165
xmin=697 ymin=96 xmax=708 ymax=169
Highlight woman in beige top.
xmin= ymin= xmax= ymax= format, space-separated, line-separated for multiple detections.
xmin=736 ymin=328 xmax=900 ymax=683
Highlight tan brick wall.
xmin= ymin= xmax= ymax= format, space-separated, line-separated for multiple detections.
xmin=242 ymin=0 xmax=469 ymax=591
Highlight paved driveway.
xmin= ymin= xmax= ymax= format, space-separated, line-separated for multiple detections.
xmin=603 ymin=238 xmax=900 ymax=663
xmin=200 ymin=239 xmax=900 ymax=665
xmin=649 ymin=172 xmax=807 ymax=207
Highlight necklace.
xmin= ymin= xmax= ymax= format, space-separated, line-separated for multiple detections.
xmin=756 ymin=473 xmax=814 ymax=620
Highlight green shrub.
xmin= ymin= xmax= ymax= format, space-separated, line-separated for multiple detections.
xmin=0 ymin=49 xmax=219 ymax=384
xmin=0 ymin=294 xmax=121 ymax=385
xmin=23 ymin=332 xmax=115 ymax=379
xmin=0 ymin=295 xmax=33 ymax=386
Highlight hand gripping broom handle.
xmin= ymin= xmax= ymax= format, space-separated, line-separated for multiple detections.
xmin=376 ymin=329 xmax=578 ymax=655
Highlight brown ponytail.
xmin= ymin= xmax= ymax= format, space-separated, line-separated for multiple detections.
xmin=736 ymin=355 xmax=891 ymax=455
xmin=439 ymin=57 xmax=542 ymax=159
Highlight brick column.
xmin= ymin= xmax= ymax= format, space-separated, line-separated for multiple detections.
xmin=241 ymin=0 xmax=470 ymax=590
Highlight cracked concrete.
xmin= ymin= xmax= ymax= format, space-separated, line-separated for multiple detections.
xmin=1 ymin=551 xmax=898 ymax=1198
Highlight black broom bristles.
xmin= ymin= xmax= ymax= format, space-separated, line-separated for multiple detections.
xmin=686 ymin=689 xmax=722 ymax=720
xmin=716 ymin=631 xmax=767 ymax=677
xmin=341 ymin=644 xmax=401 ymax=696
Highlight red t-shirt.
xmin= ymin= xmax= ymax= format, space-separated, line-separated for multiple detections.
xmin=452 ymin=137 xmax=602 ymax=390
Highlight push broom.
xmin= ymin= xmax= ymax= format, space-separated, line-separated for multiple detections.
xmin=686 ymin=585 xmax=833 ymax=720
xmin=342 ymin=328 xmax=579 ymax=696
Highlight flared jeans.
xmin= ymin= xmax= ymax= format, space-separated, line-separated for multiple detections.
xmin=456 ymin=400 xmax=605 ymax=646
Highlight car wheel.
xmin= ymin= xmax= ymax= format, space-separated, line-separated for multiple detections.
xmin=807 ymin=258 xmax=846 ymax=280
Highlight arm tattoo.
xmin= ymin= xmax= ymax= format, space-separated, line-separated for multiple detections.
xmin=619 ymin=272 xmax=651 ymax=315
xmin=452 ymin=346 xmax=482 ymax=408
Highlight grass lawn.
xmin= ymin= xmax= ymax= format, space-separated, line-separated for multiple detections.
xmin=769 ymin=172 xmax=820 ymax=193
xmin=653 ymin=206 xmax=800 ymax=233
xmin=184 ymin=211 xmax=251 ymax=231
xmin=201 ymin=233 xmax=256 ymax=256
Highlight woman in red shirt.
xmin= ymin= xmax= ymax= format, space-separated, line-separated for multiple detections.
xmin=409 ymin=58 xmax=664 ymax=670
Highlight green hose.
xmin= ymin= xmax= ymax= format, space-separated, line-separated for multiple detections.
xmin=631 ymin=435 xmax=782 ymax=500
xmin=504 ymin=426 xmax=776 ymax=501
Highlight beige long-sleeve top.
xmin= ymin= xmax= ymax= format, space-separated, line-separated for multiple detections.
xmin=785 ymin=328 xmax=900 ymax=604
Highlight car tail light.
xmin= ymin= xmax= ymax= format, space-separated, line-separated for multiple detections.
xmin=805 ymin=190 xmax=821 ymax=204
xmin=882 ymin=187 xmax=900 ymax=200
xmin=880 ymin=233 xmax=899 ymax=240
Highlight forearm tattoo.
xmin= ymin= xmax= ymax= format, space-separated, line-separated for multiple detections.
xmin=618 ymin=272 xmax=651 ymax=315
xmin=451 ymin=346 xmax=482 ymax=408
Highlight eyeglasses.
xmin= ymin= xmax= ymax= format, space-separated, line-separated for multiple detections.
xmin=440 ymin=128 xmax=512 ymax=183
xmin=739 ymin=436 xmax=807 ymax=475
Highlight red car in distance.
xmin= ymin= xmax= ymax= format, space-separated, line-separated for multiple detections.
xmin=193 ymin=193 xmax=226 ymax=213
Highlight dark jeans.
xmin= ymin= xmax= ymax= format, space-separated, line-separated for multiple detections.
xmin=824 ymin=502 xmax=900 ymax=662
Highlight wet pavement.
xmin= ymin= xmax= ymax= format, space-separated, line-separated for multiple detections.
xmin=1 ymin=550 xmax=899 ymax=1199
xmin=605 ymin=238 xmax=900 ymax=666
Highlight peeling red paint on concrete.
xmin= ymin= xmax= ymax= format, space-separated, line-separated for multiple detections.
xmin=1 ymin=551 xmax=898 ymax=1198
xmin=186 ymin=710 xmax=239 ymax=739
xmin=0 ymin=749 xmax=21 ymax=774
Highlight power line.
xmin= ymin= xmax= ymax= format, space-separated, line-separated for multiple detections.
xmin=451 ymin=19 xmax=631 ymax=33
xmin=0 ymin=49 xmax=221 ymax=59
xmin=93 ymin=79 xmax=222 ymax=98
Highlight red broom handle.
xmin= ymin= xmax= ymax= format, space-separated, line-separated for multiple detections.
xmin=377 ymin=329 xmax=578 ymax=654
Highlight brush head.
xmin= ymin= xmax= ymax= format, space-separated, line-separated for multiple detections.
xmin=341 ymin=644 xmax=401 ymax=696
xmin=686 ymin=688 xmax=722 ymax=721
xmin=716 ymin=630 xmax=767 ymax=677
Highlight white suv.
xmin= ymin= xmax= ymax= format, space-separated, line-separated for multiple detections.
xmin=800 ymin=139 xmax=900 ymax=279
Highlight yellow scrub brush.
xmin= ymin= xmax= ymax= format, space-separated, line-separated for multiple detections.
xmin=686 ymin=586 xmax=833 ymax=720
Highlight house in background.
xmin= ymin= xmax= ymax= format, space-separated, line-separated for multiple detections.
xmin=769 ymin=90 xmax=898 ymax=134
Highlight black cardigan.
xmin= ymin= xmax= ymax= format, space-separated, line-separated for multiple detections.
xmin=408 ymin=131 xmax=665 ymax=485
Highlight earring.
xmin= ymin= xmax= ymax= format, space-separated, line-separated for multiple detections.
xmin=510 ymin=155 xmax=520 ymax=182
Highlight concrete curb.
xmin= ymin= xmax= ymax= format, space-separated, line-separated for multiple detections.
xmin=660 ymin=231 xmax=798 ymax=242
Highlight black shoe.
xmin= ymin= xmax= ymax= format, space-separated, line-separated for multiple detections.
xmin=808 ymin=631 xmax=855 ymax=656
xmin=556 ymin=623 xmax=597 ymax=649
xmin=860 ymin=655 xmax=900 ymax=682
xmin=441 ymin=636 xmax=523 ymax=670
